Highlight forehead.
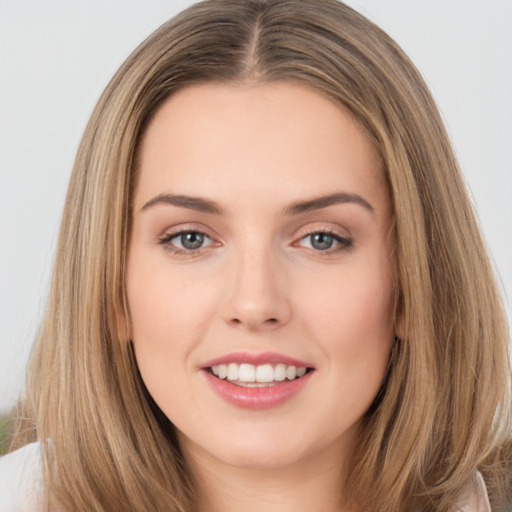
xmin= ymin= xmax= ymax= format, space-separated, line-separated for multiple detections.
xmin=135 ymin=81 xmax=387 ymax=215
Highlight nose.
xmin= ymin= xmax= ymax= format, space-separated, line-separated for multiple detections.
xmin=221 ymin=245 xmax=291 ymax=332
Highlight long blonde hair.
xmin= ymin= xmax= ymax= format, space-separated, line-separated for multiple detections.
xmin=13 ymin=0 xmax=512 ymax=510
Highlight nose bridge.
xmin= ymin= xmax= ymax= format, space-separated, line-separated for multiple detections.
xmin=222 ymin=236 xmax=290 ymax=330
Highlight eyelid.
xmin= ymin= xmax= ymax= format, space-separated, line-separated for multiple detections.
xmin=157 ymin=224 xmax=221 ymax=256
xmin=157 ymin=222 xmax=217 ymax=241
xmin=167 ymin=231 xmax=213 ymax=246
xmin=156 ymin=223 xmax=352 ymax=256
xmin=293 ymin=225 xmax=353 ymax=252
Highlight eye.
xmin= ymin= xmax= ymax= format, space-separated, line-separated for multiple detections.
xmin=298 ymin=231 xmax=352 ymax=252
xmin=158 ymin=230 xmax=214 ymax=254
xmin=176 ymin=232 xmax=207 ymax=250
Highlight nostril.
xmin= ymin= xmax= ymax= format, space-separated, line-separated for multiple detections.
xmin=229 ymin=317 xmax=279 ymax=328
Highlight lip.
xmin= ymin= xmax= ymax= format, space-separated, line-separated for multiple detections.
xmin=203 ymin=370 xmax=313 ymax=410
xmin=201 ymin=351 xmax=313 ymax=369
xmin=201 ymin=351 xmax=314 ymax=410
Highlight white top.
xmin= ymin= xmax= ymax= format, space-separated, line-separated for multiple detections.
xmin=0 ymin=442 xmax=492 ymax=511
xmin=0 ymin=442 xmax=45 ymax=511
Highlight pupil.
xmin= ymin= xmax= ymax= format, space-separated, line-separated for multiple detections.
xmin=181 ymin=232 xmax=204 ymax=250
xmin=311 ymin=233 xmax=333 ymax=250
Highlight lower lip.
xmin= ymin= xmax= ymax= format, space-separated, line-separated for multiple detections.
xmin=203 ymin=370 xmax=313 ymax=410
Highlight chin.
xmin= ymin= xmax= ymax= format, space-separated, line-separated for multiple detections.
xmin=178 ymin=424 xmax=334 ymax=472
xmin=225 ymin=445 xmax=303 ymax=470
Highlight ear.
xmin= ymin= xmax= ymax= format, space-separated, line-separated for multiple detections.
xmin=115 ymin=302 xmax=131 ymax=343
xmin=392 ymin=287 xmax=405 ymax=342
xmin=394 ymin=308 xmax=405 ymax=342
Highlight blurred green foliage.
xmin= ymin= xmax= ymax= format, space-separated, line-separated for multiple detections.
xmin=0 ymin=415 xmax=11 ymax=455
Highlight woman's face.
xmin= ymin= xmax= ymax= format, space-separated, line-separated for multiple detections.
xmin=126 ymin=82 xmax=395 ymax=471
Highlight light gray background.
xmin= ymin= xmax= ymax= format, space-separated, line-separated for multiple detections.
xmin=1 ymin=1 xmax=511 ymax=413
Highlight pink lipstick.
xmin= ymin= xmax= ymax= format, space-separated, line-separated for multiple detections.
xmin=201 ymin=352 xmax=314 ymax=410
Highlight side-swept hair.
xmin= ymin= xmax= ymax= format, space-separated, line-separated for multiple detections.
xmin=13 ymin=1 xmax=512 ymax=510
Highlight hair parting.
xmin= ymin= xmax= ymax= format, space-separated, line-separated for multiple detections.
xmin=10 ymin=1 xmax=512 ymax=511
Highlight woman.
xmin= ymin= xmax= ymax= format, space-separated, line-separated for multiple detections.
xmin=1 ymin=0 xmax=511 ymax=510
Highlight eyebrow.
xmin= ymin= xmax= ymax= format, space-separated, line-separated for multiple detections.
xmin=141 ymin=191 xmax=374 ymax=216
xmin=141 ymin=193 xmax=223 ymax=214
xmin=283 ymin=192 xmax=374 ymax=215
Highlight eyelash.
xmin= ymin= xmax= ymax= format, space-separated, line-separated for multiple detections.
xmin=157 ymin=229 xmax=214 ymax=256
xmin=296 ymin=228 xmax=353 ymax=253
xmin=157 ymin=228 xmax=352 ymax=257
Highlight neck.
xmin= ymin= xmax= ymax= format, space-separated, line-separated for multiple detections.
xmin=183 ymin=440 xmax=354 ymax=512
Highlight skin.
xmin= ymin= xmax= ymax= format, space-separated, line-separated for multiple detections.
xmin=125 ymin=82 xmax=396 ymax=512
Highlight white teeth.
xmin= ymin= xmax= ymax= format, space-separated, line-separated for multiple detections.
xmin=218 ymin=364 xmax=228 ymax=379
xmin=236 ymin=382 xmax=272 ymax=388
xmin=210 ymin=362 xmax=309 ymax=384
xmin=256 ymin=364 xmax=274 ymax=382
xmin=238 ymin=363 xmax=256 ymax=382
xmin=274 ymin=363 xmax=287 ymax=381
xmin=286 ymin=365 xmax=297 ymax=380
xmin=227 ymin=363 xmax=238 ymax=381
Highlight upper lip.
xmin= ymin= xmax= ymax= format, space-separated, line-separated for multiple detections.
xmin=201 ymin=351 xmax=314 ymax=369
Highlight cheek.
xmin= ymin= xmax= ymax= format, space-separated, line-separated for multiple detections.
xmin=322 ymin=281 xmax=393 ymax=419
xmin=125 ymin=259 xmax=214 ymax=414
xmin=126 ymin=256 xmax=217 ymax=349
xmin=301 ymin=263 xmax=394 ymax=337
xmin=298 ymin=261 xmax=395 ymax=383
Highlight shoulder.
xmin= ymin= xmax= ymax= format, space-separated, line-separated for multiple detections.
xmin=0 ymin=442 xmax=45 ymax=512
xmin=454 ymin=471 xmax=491 ymax=512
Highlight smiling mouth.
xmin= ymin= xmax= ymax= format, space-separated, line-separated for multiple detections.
xmin=207 ymin=363 xmax=313 ymax=387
